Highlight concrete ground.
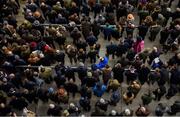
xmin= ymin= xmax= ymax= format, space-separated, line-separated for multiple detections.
xmin=12 ymin=0 xmax=180 ymax=116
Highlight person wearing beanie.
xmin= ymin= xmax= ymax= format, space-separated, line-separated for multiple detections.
xmin=38 ymin=66 xmax=53 ymax=84
xmin=119 ymin=108 xmax=133 ymax=116
xmin=47 ymin=104 xmax=62 ymax=116
xmin=136 ymin=106 xmax=150 ymax=116
xmin=77 ymin=48 xmax=87 ymax=63
xmin=56 ymin=86 xmax=69 ymax=103
xmin=79 ymin=96 xmax=91 ymax=111
xmin=127 ymin=14 xmax=135 ymax=23
xmin=133 ymin=36 xmax=144 ymax=53
xmin=70 ymin=27 xmax=81 ymax=44
xmin=141 ymin=91 xmax=155 ymax=105
xmin=128 ymin=80 xmax=141 ymax=97
xmin=64 ymin=79 xmax=78 ymax=97
xmin=68 ymin=102 xmax=81 ymax=116
xmin=123 ymin=91 xmax=135 ymax=105
xmin=93 ymin=82 xmax=107 ymax=97
xmin=109 ymin=89 xmax=120 ymax=106
xmin=109 ymin=110 xmax=120 ymax=116
xmin=62 ymin=109 xmax=70 ymax=116
xmin=102 ymin=65 xmax=112 ymax=85
xmin=95 ymin=98 xmax=109 ymax=112
xmin=107 ymin=78 xmax=120 ymax=92
xmin=83 ymin=71 xmax=96 ymax=87
xmin=149 ymin=22 xmax=161 ymax=42
xmin=76 ymin=62 xmax=87 ymax=84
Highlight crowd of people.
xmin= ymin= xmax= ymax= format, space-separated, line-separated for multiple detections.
xmin=0 ymin=0 xmax=180 ymax=116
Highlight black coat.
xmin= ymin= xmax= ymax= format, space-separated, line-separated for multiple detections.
xmin=112 ymin=67 xmax=124 ymax=82
xmin=106 ymin=44 xmax=118 ymax=55
xmin=65 ymin=67 xmax=75 ymax=81
xmin=54 ymin=52 xmax=65 ymax=63
xmin=47 ymin=106 xmax=62 ymax=116
xmin=138 ymin=67 xmax=150 ymax=83
xmin=0 ymin=106 xmax=12 ymax=116
xmin=116 ymin=5 xmax=127 ymax=18
xmin=9 ymin=97 xmax=28 ymax=110
xmin=138 ymin=24 xmax=149 ymax=39
xmin=170 ymin=68 xmax=180 ymax=85
xmin=83 ymin=77 xmax=96 ymax=87
xmin=95 ymin=100 xmax=109 ymax=112
xmin=168 ymin=55 xmax=180 ymax=66
xmin=160 ymin=28 xmax=170 ymax=44
xmin=64 ymin=83 xmax=78 ymax=94
xmin=76 ymin=66 xmax=87 ymax=81
xmin=116 ymin=44 xmax=127 ymax=57
xmin=86 ymin=35 xmax=97 ymax=46
xmin=125 ymin=70 xmax=138 ymax=82
xmin=171 ymin=101 xmax=180 ymax=113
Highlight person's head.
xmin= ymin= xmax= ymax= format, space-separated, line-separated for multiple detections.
xmin=40 ymin=67 xmax=45 ymax=72
xmin=69 ymin=79 xmax=74 ymax=83
xmin=140 ymin=106 xmax=146 ymax=113
xmin=0 ymin=103 xmax=5 ymax=108
xmin=137 ymin=36 xmax=142 ymax=42
xmin=56 ymin=1 xmax=61 ymax=6
xmin=153 ymin=46 xmax=158 ymax=52
xmin=99 ymin=57 xmax=104 ymax=62
xmin=127 ymin=14 xmax=135 ymax=21
xmin=176 ymin=8 xmax=180 ymax=12
xmin=49 ymin=104 xmax=55 ymax=109
xmin=155 ymin=68 xmax=160 ymax=73
xmin=96 ymin=82 xmax=102 ymax=89
xmin=115 ymin=63 xmax=121 ymax=68
xmin=62 ymin=110 xmax=69 ymax=116
xmin=111 ymin=110 xmax=117 ymax=115
xmin=105 ymin=64 xmax=110 ymax=69
xmin=166 ymin=7 xmax=171 ymax=12
xmin=9 ymin=73 xmax=15 ymax=79
xmin=127 ymin=91 xmax=133 ymax=97
xmin=69 ymin=103 xmax=75 ymax=108
xmin=177 ymin=52 xmax=180 ymax=60
xmin=100 ymin=98 xmax=105 ymax=104
xmin=48 ymin=87 xmax=54 ymax=94
xmin=124 ymin=108 xmax=131 ymax=116
xmin=87 ymin=72 xmax=92 ymax=78
xmin=79 ymin=62 xmax=84 ymax=67
xmin=141 ymin=64 xmax=146 ymax=68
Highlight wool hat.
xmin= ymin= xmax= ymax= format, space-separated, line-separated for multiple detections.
xmin=69 ymin=103 xmax=75 ymax=108
xmin=9 ymin=73 xmax=15 ymax=78
xmin=58 ymin=88 xmax=65 ymax=96
xmin=175 ymin=24 xmax=180 ymax=30
xmin=124 ymin=109 xmax=131 ymax=115
xmin=48 ymin=87 xmax=54 ymax=93
xmin=79 ymin=62 xmax=84 ymax=67
xmin=30 ymin=42 xmax=37 ymax=48
xmin=87 ymin=72 xmax=92 ymax=78
xmin=56 ymin=49 xmax=60 ymax=53
xmin=100 ymin=98 xmax=105 ymax=104
xmin=63 ymin=110 xmax=69 ymax=116
xmin=111 ymin=110 xmax=117 ymax=115
xmin=166 ymin=8 xmax=171 ymax=12
xmin=140 ymin=107 xmax=146 ymax=113
xmin=49 ymin=104 xmax=55 ymax=109
xmin=3 ymin=78 xmax=7 ymax=83
xmin=34 ymin=11 xmax=41 ymax=18
xmin=127 ymin=14 xmax=135 ymax=21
